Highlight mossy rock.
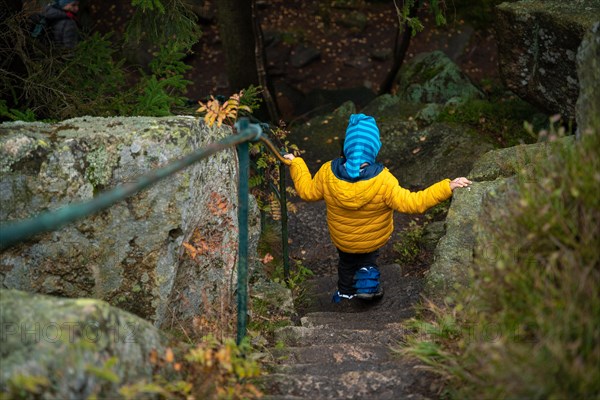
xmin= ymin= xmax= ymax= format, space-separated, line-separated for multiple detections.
xmin=425 ymin=137 xmax=575 ymax=297
xmin=0 ymin=289 xmax=178 ymax=399
xmin=0 ymin=116 xmax=261 ymax=327
xmin=495 ymin=0 xmax=599 ymax=120
xmin=394 ymin=51 xmax=483 ymax=104
xmin=379 ymin=122 xmax=495 ymax=188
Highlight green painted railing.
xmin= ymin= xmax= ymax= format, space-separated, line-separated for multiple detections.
xmin=0 ymin=117 xmax=291 ymax=345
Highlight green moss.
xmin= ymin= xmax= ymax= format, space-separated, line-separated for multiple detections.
xmin=436 ymin=95 xmax=548 ymax=147
xmin=248 ymin=297 xmax=292 ymax=338
xmin=411 ymin=62 xmax=445 ymax=84
xmin=179 ymin=172 xmax=191 ymax=190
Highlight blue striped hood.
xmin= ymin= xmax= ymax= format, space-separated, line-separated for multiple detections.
xmin=343 ymin=114 xmax=381 ymax=178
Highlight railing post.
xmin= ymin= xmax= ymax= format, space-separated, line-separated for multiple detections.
xmin=236 ymin=141 xmax=250 ymax=345
xmin=279 ymin=161 xmax=290 ymax=282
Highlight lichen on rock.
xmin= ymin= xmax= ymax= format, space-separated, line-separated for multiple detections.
xmin=0 ymin=289 xmax=176 ymax=399
xmin=0 ymin=116 xmax=261 ymax=328
xmin=494 ymin=0 xmax=599 ymax=121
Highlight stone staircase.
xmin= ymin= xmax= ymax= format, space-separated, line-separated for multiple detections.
xmin=260 ymin=264 xmax=440 ymax=400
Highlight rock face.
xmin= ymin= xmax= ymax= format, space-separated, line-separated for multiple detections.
xmin=425 ymin=138 xmax=573 ymax=295
xmin=494 ymin=0 xmax=599 ymax=121
xmin=0 ymin=116 xmax=260 ymax=327
xmin=378 ymin=122 xmax=496 ymax=189
xmin=0 ymin=289 xmax=175 ymax=399
xmin=576 ymin=22 xmax=600 ymax=137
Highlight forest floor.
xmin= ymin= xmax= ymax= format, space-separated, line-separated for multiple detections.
xmin=184 ymin=0 xmax=500 ymax=121
xmin=87 ymin=0 xmax=499 ymax=121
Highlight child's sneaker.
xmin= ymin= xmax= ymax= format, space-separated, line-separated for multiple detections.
xmin=355 ymin=285 xmax=384 ymax=300
xmin=353 ymin=266 xmax=383 ymax=300
xmin=332 ymin=290 xmax=355 ymax=303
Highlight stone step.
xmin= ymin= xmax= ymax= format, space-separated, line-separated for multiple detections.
xmin=260 ymin=264 xmax=434 ymax=399
xmin=276 ymin=360 xmax=407 ymax=376
xmin=275 ymin=325 xmax=406 ymax=346
xmin=300 ymin=309 xmax=414 ymax=330
xmin=262 ymin=369 xmax=435 ymax=400
xmin=271 ymin=343 xmax=394 ymax=365
xmin=303 ymin=265 xmax=424 ymax=315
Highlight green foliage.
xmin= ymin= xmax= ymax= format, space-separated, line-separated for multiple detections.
xmin=131 ymin=0 xmax=166 ymax=13
xmin=126 ymin=0 xmax=200 ymax=49
xmin=62 ymin=33 xmax=128 ymax=116
xmin=1 ymin=31 xmax=126 ymax=120
xmin=257 ymin=222 xmax=314 ymax=291
xmin=133 ymin=44 xmax=192 ymax=116
xmin=399 ymin=123 xmax=600 ymax=399
xmin=1 ymin=374 xmax=50 ymax=399
xmin=238 ymin=85 xmax=263 ymax=115
xmin=248 ymin=122 xmax=301 ymax=220
xmin=184 ymin=336 xmax=263 ymax=399
xmin=133 ymin=77 xmax=175 ymax=117
xmin=437 ymin=93 xmax=548 ymax=147
xmin=273 ymin=260 xmax=314 ymax=292
xmin=117 ymin=338 xmax=263 ymax=399
xmin=393 ymin=219 xmax=426 ymax=265
xmin=1 ymin=2 xmax=199 ymax=121
xmin=393 ymin=0 xmax=447 ymax=36
xmin=248 ymin=296 xmax=292 ymax=338
xmin=0 ymin=100 xmax=36 ymax=122
xmin=85 ymin=356 xmax=120 ymax=384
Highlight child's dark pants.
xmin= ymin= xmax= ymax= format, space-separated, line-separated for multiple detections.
xmin=337 ymin=248 xmax=380 ymax=294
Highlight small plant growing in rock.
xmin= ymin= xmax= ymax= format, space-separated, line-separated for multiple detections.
xmin=393 ymin=219 xmax=426 ymax=265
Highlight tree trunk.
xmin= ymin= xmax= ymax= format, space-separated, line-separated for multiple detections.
xmin=216 ymin=0 xmax=259 ymax=94
xmin=378 ymin=2 xmax=420 ymax=95
xmin=251 ymin=0 xmax=279 ymax=123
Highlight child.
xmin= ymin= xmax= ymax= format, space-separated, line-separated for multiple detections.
xmin=283 ymin=113 xmax=471 ymax=302
xmin=43 ymin=0 xmax=80 ymax=49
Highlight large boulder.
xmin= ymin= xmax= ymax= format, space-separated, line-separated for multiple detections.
xmin=394 ymin=50 xmax=484 ymax=105
xmin=0 ymin=289 xmax=177 ymax=399
xmin=378 ymin=122 xmax=496 ymax=188
xmin=0 ymin=116 xmax=260 ymax=327
xmin=425 ymin=179 xmax=509 ymax=294
xmin=494 ymin=0 xmax=599 ymax=121
xmin=425 ymin=138 xmax=573 ymax=295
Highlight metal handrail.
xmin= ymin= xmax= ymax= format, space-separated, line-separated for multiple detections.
xmin=0 ymin=117 xmax=290 ymax=344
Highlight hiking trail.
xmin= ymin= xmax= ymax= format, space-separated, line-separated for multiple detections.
xmin=261 ymin=201 xmax=441 ymax=399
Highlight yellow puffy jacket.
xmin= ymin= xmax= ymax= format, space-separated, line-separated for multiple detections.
xmin=289 ymin=157 xmax=452 ymax=253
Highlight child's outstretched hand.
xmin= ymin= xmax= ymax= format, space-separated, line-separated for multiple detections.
xmin=283 ymin=153 xmax=295 ymax=161
xmin=450 ymin=177 xmax=472 ymax=191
